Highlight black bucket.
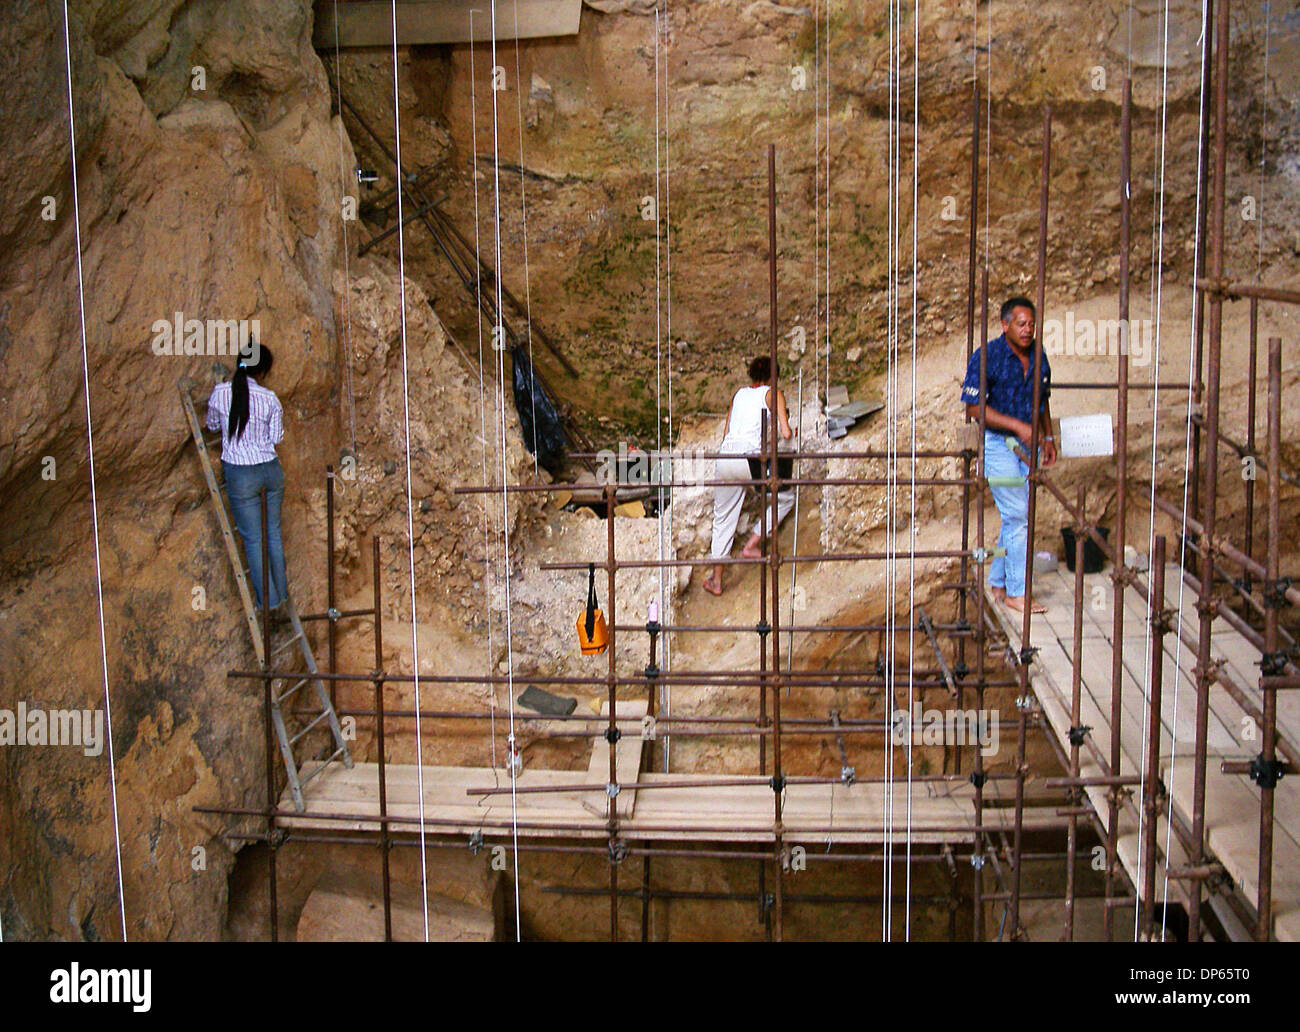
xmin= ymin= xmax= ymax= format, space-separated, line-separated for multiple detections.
xmin=1061 ymin=526 xmax=1109 ymax=574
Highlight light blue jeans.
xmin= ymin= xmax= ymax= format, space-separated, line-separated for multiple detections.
xmin=984 ymin=430 xmax=1030 ymax=599
xmin=222 ymin=459 xmax=288 ymax=609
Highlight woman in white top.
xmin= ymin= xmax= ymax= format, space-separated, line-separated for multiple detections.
xmin=205 ymin=344 xmax=289 ymax=611
xmin=702 ymin=356 xmax=796 ymax=596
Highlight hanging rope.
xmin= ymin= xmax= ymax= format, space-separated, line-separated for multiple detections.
xmin=1130 ymin=0 xmax=1173 ymax=944
xmin=653 ymin=7 xmax=665 ymax=748
xmin=660 ymin=0 xmax=675 ymax=770
xmin=1157 ymin=0 xmax=1212 ymax=944
xmin=386 ymin=0 xmax=434 ymax=942
xmin=510 ymin=5 xmax=540 ymax=478
xmin=881 ymin=0 xmax=902 ymax=940
xmin=904 ymin=0 xmax=920 ymax=941
xmin=60 ymin=0 xmax=128 ymax=943
xmin=1257 ymin=4 xmax=1269 ymax=278
xmin=331 ymin=0 xmax=358 ymax=461
xmin=488 ymin=0 xmax=525 ymax=942
xmin=466 ymin=11 xmax=501 ymax=780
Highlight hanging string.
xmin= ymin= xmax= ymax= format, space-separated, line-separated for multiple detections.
xmin=387 ymin=0 xmax=433 ymax=941
xmin=660 ymin=1 xmax=675 ymax=771
xmin=1257 ymin=3 xmax=1269 ymax=277
xmin=488 ymin=0 xmax=524 ymax=942
xmin=905 ymin=0 xmax=920 ymax=941
xmin=977 ymin=1 xmax=987 ymax=285
xmin=1158 ymin=0 xmax=1211 ymax=944
xmin=814 ymin=0 xmax=821 ymax=412
xmin=331 ymin=0 xmax=358 ymax=461
xmin=881 ymin=0 xmax=900 ymax=941
xmin=823 ymin=3 xmax=832 ymax=416
xmin=1132 ymin=0 xmax=1173 ymax=943
xmin=60 ymin=0 xmax=128 ymax=943
xmin=653 ymin=4 xmax=663 ymax=683
xmin=510 ymin=5 xmax=540 ymax=478
xmin=467 ymin=11 xmax=500 ymax=779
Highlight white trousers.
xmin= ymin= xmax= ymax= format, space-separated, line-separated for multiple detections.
xmin=710 ymin=454 xmax=795 ymax=560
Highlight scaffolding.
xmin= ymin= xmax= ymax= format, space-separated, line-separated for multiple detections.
xmin=196 ymin=0 xmax=1298 ymax=942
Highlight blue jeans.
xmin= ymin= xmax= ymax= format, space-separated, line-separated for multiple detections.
xmin=222 ymin=459 xmax=288 ymax=609
xmin=984 ymin=431 xmax=1030 ymax=598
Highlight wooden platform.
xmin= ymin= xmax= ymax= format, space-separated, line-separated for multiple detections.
xmin=281 ymin=762 xmax=1065 ymax=845
xmin=989 ymin=562 xmax=1300 ymax=941
xmin=281 ymin=698 xmax=1062 ymax=849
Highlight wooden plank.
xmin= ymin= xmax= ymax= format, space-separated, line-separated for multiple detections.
xmin=281 ymin=761 xmax=1062 ymax=844
xmin=314 ymin=0 xmax=582 ymax=48
xmin=583 ymin=700 xmax=646 ymax=818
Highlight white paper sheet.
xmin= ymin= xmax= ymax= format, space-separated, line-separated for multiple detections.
xmin=1059 ymin=412 xmax=1114 ymax=457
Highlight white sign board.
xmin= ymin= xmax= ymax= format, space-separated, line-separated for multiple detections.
xmin=1059 ymin=413 xmax=1114 ymax=458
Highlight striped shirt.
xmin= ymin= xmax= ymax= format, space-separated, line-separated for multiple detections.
xmin=205 ymin=377 xmax=284 ymax=465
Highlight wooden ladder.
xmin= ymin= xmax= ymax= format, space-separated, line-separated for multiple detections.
xmin=179 ymin=378 xmax=353 ymax=811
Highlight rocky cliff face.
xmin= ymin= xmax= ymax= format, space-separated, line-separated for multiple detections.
xmin=338 ymin=0 xmax=1298 ymax=444
xmin=0 ymin=0 xmax=540 ymax=941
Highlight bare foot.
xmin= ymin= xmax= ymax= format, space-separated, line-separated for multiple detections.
xmin=702 ymin=573 xmax=723 ymax=596
xmin=1005 ymin=595 xmax=1046 ymax=614
xmin=991 ymin=586 xmax=1006 ymax=604
xmin=741 ymin=535 xmax=764 ymax=559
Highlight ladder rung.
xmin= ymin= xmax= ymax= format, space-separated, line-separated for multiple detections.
xmin=275 ymin=678 xmax=309 ymax=705
xmin=299 ymin=747 xmax=348 ymax=788
xmin=272 ymin=632 xmax=304 ymax=658
xmin=290 ymin=710 xmax=331 ymax=746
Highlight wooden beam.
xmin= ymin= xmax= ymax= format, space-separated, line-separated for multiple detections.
xmin=314 ymin=0 xmax=582 ymax=48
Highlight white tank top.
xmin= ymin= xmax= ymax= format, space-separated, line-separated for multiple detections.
xmin=721 ymin=385 xmax=771 ymax=449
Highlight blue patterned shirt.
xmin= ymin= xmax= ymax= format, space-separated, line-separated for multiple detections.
xmin=959 ymin=334 xmax=1051 ymax=427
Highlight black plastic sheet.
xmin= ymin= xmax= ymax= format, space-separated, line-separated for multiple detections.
xmin=511 ymin=345 xmax=567 ymax=474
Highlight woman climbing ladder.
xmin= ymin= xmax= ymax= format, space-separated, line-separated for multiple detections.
xmin=205 ymin=343 xmax=289 ymax=612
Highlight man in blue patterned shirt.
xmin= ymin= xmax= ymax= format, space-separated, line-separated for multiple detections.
xmin=960 ymin=297 xmax=1058 ymax=614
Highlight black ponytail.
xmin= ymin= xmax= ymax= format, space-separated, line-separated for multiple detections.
xmin=228 ymin=341 xmax=273 ymax=441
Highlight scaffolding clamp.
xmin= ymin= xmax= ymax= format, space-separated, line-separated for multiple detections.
xmin=606 ymin=782 xmax=621 ymax=799
xmin=1249 ymin=755 xmax=1286 ymax=790
xmin=1263 ymin=577 xmax=1294 ymax=609
xmin=755 ymin=620 xmax=771 ymax=638
xmin=769 ymin=773 xmax=787 ymax=794
xmin=605 ymin=726 xmax=622 ymax=745
xmin=1149 ymin=608 xmax=1175 ymax=636
xmin=1018 ymin=645 xmax=1039 ymax=667
xmin=970 ymin=852 xmax=986 ymax=870
xmin=969 ymin=770 xmax=987 ymax=789
xmin=643 ymin=662 xmax=660 ymax=680
xmin=1261 ymin=652 xmax=1289 ymax=677
xmin=468 ymin=830 xmax=484 ymax=856
xmin=608 ymin=838 xmax=630 ymax=864
xmin=1067 ymin=725 xmax=1092 ymax=747
xmin=840 ymin=765 xmax=856 ymax=786
xmin=1111 ymin=564 xmax=1139 ymax=589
